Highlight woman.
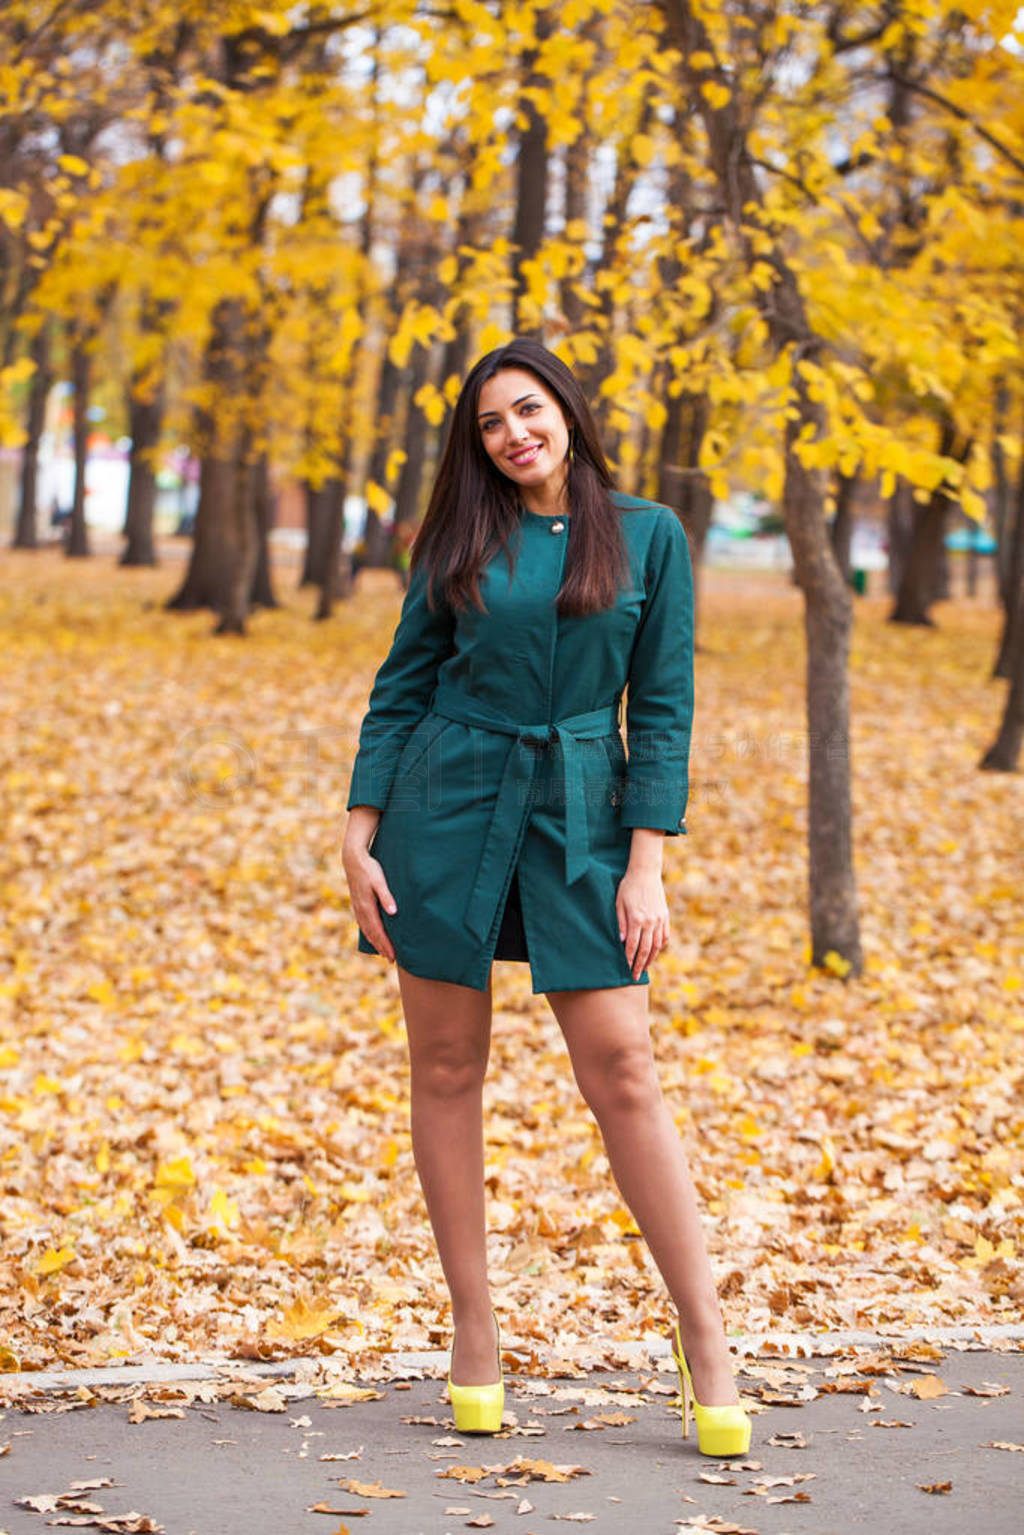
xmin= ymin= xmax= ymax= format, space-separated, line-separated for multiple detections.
xmin=342 ymin=338 xmax=751 ymax=1456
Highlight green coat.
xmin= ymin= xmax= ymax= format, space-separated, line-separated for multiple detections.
xmin=346 ymin=492 xmax=694 ymax=993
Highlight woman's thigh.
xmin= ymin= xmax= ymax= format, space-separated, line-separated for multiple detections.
xmin=398 ymin=966 xmax=494 ymax=1079
xmin=544 ymin=984 xmax=657 ymax=1102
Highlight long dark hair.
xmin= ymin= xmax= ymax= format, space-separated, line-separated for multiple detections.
xmin=411 ymin=337 xmax=630 ymax=616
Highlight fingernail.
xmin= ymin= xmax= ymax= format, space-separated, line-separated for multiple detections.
xmin=386 ymin=903 xmax=397 ymax=913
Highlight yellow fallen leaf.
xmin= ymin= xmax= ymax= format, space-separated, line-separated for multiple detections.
xmin=265 ymin=1294 xmax=344 ymax=1342
xmin=35 ymin=1246 xmax=75 ymax=1275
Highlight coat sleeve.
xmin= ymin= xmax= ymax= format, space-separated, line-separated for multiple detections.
xmin=620 ymin=509 xmax=695 ymax=837
xmin=346 ymin=562 xmax=457 ymax=812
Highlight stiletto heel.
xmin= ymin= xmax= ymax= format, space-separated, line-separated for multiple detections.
xmin=447 ymin=1310 xmax=504 ymax=1434
xmin=670 ymin=1321 xmax=751 ymax=1457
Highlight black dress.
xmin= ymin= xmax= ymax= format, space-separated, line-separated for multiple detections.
xmin=493 ymin=865 xmax=529 ymax=962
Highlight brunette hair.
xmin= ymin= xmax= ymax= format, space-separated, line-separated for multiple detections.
xmin=411 ymin=337 xmax=630 ymax=616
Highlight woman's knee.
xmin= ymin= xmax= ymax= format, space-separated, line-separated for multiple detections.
xmin=411 ymin=1043 xmax=488 ymax=1100
xmin=575 ymin=1040 xmax=662 ymax=1117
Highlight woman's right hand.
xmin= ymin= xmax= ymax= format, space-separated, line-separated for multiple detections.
xmin=342 ymin=806 xmax=397 ymax=962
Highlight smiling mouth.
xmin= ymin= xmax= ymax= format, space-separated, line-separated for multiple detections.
xmin=509 ymin=444 xmax=541 ymax=465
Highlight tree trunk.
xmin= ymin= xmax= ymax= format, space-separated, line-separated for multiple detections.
xmin=889 ymin=485 xmax=952 ymax=623
xmin=788 ymin=424 xmax=861 ymax=973
xmin=561 ymin=131 xmax=589 ymax=331
xmin=889 ymin=420 xmax=968 ymax=624
xmin=167 ymin=304 xmax=240 ymax=613
xmin=392 ymin=342 xmax=434 ymax=534
xmin=830 ymin=472 xmax=856 ymax=586
xmin=362 ymin=351 xmax=404 ymax=567
xmin=510 ymin=13 xmax=552 ymax=331
xmin=216 ymin=440 xmax=259 ymax=635
xmin=12 ymin=323 xmax=51 ymax=550
xmin=886 ymin=478 xmax=913 ymax=594
xmin=250 ymin=454 xmax=277 ymax=610
xmin=981 ymin=595 xmax=1024 ymax=770
xmin=120 ymin=386 xmax=164 ymax=567
xmin=165 ymin=448 xmax=235 ymax=613
xmin=65 ymin=337 xmax=91 ymax=558
xmin=991 ymin=382 xmax=1013 ymax=605
xmin=966 ymin=519 xmax=980 ymax=597
xmin=301 ymin=482 xmax=333 ymax=586
xmin=314 ymin=475 xmax=354 ymax=621
xmin=657 ymin=390 xmax=712 ymax=644
xmin=166 ymin=298 xmax=268 ymax=628
xmin=660 ymin=0 xmax=862 ymax=975
xmin=993 ymin=424 xmax=1024 ymax=681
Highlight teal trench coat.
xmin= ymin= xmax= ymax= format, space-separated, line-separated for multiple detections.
xmin=345 ymin=491 xmax=694 ymax=993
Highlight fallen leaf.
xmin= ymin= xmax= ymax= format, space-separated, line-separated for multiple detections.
xmin=918 ymin=1481 xmax=952 ymax=1494
xmin=674 ymin=1518 xmax=759 ymax=1532
xmin=127 ymin=1401 xmax=186 ymax=1424
xmin=15 ymin=1496 xmax=63 ymax=1513
xmin=305 ymin=1504 xmax=368 ymax=1517
xmin=909 ymin=1375 xmax=947 ymax=1400
xmin=265 ymin=1295 xmax=344 ymax=1343
xmin=752 ymin=1473 xmax=815 ymax=1487
xmin=233 ymin=1387 xmax=287 ymax=1413
xmin=337 ymin=1479 xmax=406 ymax=1499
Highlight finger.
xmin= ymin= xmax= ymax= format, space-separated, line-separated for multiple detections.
xmin=360 ymin=907 xmax=396 ymax=963
xmin=353 ymin=880 xmax=397 ymax=962
xmin=371 ymin=871 xmax=397 ymax=916
xmin=628 ymin=920 xmax=654 ymax=977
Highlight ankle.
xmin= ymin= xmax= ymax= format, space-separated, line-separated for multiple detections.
xmin=451 ymin=1300 xmax=497 ymax=1330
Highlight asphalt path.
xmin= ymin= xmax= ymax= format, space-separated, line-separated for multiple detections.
xmin=1 ymin=1347 xmax=1022 ymax=1535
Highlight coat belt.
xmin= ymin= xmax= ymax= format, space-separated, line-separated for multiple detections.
xmin=429 ymin=682 xmax=623 ymax=944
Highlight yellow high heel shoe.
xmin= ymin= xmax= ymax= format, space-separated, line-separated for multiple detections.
xmin=671 ymin=1321 xmax=751 ymax=1457
xmin=447 ymin=1311 xmax=504 ymax=1434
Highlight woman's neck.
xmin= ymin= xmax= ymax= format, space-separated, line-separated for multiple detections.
xmin=520 ymin=472 xmax=569 ymax=518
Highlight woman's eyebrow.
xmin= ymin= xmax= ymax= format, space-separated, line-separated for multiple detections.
xmin=477 ymin=393 xmax=540 ymax=420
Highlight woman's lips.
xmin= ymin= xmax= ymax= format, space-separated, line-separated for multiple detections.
xmin=509 ymin=444 xmax=541 ymax=466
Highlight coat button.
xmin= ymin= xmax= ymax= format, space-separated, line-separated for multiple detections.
xmin=549 ymin=519 xmax=565 ymax=534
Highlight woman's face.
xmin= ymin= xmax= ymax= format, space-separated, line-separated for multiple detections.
xmin=476 ymin=367 xmax=572 ymax=495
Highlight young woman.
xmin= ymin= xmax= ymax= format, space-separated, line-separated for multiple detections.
xmin=342 ymin=338 xmax=751 ymax=1455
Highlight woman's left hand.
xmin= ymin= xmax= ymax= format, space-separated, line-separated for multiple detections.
xmin=616 ymin=863 xmax=671 ymax=979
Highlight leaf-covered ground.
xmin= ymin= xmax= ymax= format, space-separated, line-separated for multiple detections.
xmin=1 ymin=546 xmax=1021 ymax=1376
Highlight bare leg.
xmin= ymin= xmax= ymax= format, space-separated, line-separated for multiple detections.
xmin=546 ymin=983 xmax=739 ymax=1405
xmin=398 ymin=966 xmax=500 ymax=1385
